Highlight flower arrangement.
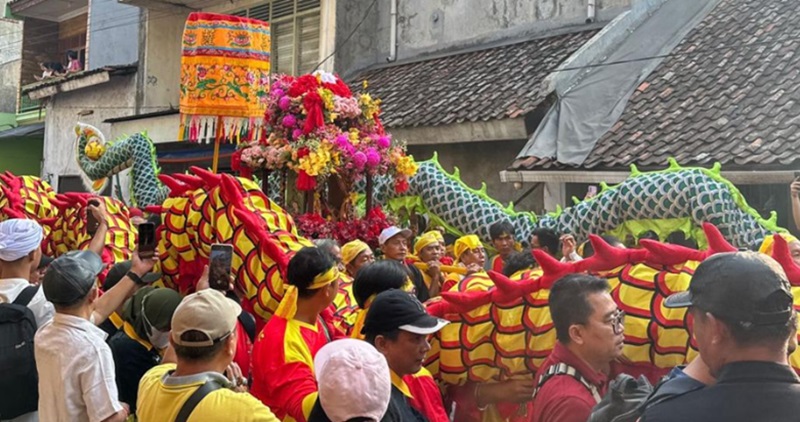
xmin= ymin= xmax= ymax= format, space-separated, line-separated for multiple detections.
xmin=295 ymin=206 xmax=394 ymax=249
xmin=236 ymin=71 xmax=417 ymax=193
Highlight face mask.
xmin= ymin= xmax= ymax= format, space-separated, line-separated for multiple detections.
xmin=147 ymin=328 xmax=171 ymax=350
xmin=142 ymin=296 xmax=170 ymax=349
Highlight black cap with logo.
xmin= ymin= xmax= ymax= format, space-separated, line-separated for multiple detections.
xmin=664 ymin=251 xmax=794 ymax=326
xmin=361 ymin=289 xmax=449 ymax=336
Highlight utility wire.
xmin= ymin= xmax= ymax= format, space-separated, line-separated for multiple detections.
xmin=312 ymin=0 xmax=377 ymax=72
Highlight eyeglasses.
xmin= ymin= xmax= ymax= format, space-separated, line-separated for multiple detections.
xmin=610 ymin=310 xmax=625 ymax=335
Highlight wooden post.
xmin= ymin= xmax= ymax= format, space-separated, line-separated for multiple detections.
xmin=366 ymin=174 xmax=373 ymax=214
xmin=211 ymin=117 xmax=223 ymax=173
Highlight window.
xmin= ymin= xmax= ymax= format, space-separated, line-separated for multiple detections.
xmin=232 ymin=0 xmax=321 ymax=75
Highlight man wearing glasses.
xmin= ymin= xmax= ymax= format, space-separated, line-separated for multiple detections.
xmin=531 ymin=274 xmax=625 ymax=422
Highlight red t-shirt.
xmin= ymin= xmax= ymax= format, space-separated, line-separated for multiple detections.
xmin=251 ymin=315 xmax=337 ymax=422
xmin=490 ymin=255 xmax=505 ymax=273
xmin=530 ymin=342 xmax=609 ymax=422
xmin=405 ymin=368 xmax=449 ymax=422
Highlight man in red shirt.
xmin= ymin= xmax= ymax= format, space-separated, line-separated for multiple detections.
xmin=531 ymin=274 xmax=625 ymax=422
xmin=488 ymin=221 xmax=516 ymax=273
xmin=251 ymin=247 xmax=341 ymax=422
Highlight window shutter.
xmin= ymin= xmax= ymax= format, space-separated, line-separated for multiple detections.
xmin=297 ymin=13 xmax=320 ymax=74
xmin=272 ymin=21 xmax=295 ymax=74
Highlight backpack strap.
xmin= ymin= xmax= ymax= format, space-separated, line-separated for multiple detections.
xmin=13 ymin=285 xmax=39 ymax=307
xmin=174 ymin=379 xmax=223 ymax=422
xmin=534 ymin=362 xmax=602 ymax=403
xmin=318 ymin=315 xmax=332 ymax=342
xmin=237 ymin=311 xmax=256 ymax=342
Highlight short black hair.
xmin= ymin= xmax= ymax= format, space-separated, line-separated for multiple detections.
xmin=502 ymin=250 xmax=536 ymax=277
xmin=173 ymin=330 xmax=228 ymax=361
xmin=581 ymin=235 xmax=624 ymax=258
xmin=443 ymin=233 xmax=457 ymax=247
xmin=66 ymin=50 xmax=78 ymax=60
xmin=638 ymin=230 xmax=659 ymax=241
xmin=489 ymin=221 xmax=515 ymax=240
xmin=532 ymin=228 xmax=559 ymax=254
xmin=287 ymin=247 xmax=335 ymax=298
xmin=364 ymin=328 xmax=400 ymax=345
xmin=549 ymin=274 xmax=610 ymax=343
xmin=666 ymin=231 xmax=698 ymax=249
xmin=353 ymin=260 xmax=408 ymax=308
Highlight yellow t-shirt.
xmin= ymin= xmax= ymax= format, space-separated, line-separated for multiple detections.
xmin=137 ymin=363 xmax=280 ymax=422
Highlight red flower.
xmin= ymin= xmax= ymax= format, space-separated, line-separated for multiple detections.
xmin=288 ymin=74 xmax=320 ymax=97
xmin=231 ymin=149 xmax=243 ymax=171
xmin=395 ymin=178 xmax=409 ymax=193
xmin=297 ymin=147 xmax=310 ymax=158
xmin=322 ymin=78 xmax=352 ymax=97
xmin=440 ymin=256 xmax=454 ymax=265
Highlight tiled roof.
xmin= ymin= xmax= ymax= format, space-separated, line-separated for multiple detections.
xmin=22 ymin=64 xmax=137 ymax=95
xmin=512 ymin=0 xmax=800 ymax=171
xmin=350 ymin=27 xmax=600 ymax=128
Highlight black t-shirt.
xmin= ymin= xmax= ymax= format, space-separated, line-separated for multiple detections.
xmin=306 ymin=386 xmax=428 ymax=422
xmin=641 ymin=361 xmax=800 ymax=422
xmin=107 ymin=330 xmax=161 ymax=414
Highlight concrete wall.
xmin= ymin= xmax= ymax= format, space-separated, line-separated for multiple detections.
xmin=140 ymin=8 xmax=189 ymax=110
xmin=335 ymin=0 xmax=630 ymax=77
xmin=87 ymin=0 xmax=140 ymax=69
xmin=42 ymin=76 xmax=136 ymax=188
xmin=407 ymin=139 xmax=544 ymax=213
xmin=0 ymin=0 xmax=23 ymax=113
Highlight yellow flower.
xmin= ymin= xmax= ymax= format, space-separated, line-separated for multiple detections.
xmin=396 ymin=155 xmax=418 ymax=177
xmin=319 ymin=88 xmax=335 ymax=111
xmin=349 ymin=128 xmax=360 ymax=143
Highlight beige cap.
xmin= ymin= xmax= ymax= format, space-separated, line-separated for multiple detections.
xmin=171 ymin=289 xmax=242 ymax=347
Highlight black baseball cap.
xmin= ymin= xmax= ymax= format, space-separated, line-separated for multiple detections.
xmin=361 ymin=289 xmax=449 ymax=336
xmin=664 ymin=252 xmax=794 ymax=326
xmin=42 ymin=251 xmax=104 ymax=305
xmin=103 ymin=260 xmax=160 ymax=291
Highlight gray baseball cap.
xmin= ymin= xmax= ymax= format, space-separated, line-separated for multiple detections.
xmin=42 ymin=250 xmax=104 ymax=305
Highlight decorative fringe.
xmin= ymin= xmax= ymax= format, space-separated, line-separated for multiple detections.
xmin=179 ymin=114 xmax=265 ymax=144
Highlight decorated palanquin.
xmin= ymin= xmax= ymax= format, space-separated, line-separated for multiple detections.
xmin=179 ymin=12 xmax=270 ymax=143
xmin=426 ymin=223 xmax=800 ymax=390
xmin=152 ymin=168 xmax=312 ymax=322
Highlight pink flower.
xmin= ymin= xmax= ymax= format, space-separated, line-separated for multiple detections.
xmin=282 ymin=115 xmax=297 ymax=127
xmin=279 ymin=96 xmax=292 ymax=111
xmin=335 ymin=134 xmax=350 ymax=148
xmin=292 ymin=129 xmax=303 ymax=140
xmin=366 ymin=148 xmax=381 ymax=167
xmin=352 ymin=151 xmax=367 ymax=168
xmin=271 ymin=88 xmax=285 ymax=98
xmin=377 ymin=136 xmax=390 ymax=148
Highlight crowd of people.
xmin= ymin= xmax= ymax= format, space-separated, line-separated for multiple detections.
xmin=1 ymin=198 xmax=800 ymax=422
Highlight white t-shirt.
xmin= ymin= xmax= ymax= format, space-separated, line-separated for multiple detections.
xmin=35 ymin=313 xmax=123 ymax=422
xmin=0 ymin=278 xmax=54 ymax=327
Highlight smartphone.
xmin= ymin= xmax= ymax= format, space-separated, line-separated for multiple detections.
xmin=209 ymin=243 xmax=234 ymax=291
xmin=587 ymin=185 xmax=598 ymax=197
xmin=137 ymin=222 xmax=157 ymax=259
xmin=794 ymin=171 xmax=800 ymax=181
xmin=86 ymin=199 xmax=100 ymax=235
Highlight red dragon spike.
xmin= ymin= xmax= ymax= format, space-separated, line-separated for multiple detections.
xmin=486 ymin=270 xmax=541 ymax=304
xmin=233 ymin=208 xmax=290 ymax=274
xmin=702 ymin=222 xmax=737 ymax=258
xmin=219 ymin=174 xmax=245 ymax=207
xmin=157 ymin=174 xmax=187 ymax=197
xmin=190 ymin=166 xmax=223 ymax=189
xmin=771 ymin=235 xmax=800 ymax=287
xmin=639 ymin=238 xmax=705 ymax=266
xmin=578 ymin=234 xmax=648 ymax=273
xmin=532 ymin=249 xmax=580 ymax=288
xmin=143 ymin=205 xmax=164 ymax=215
xmin=440 ymin=290 xmax=494 ymax=314
xmin=172 ymin=173 xmax=205 ymax=190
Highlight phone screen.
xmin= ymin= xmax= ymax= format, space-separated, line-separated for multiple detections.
xmin=86 ymin=199 xmax=100 ymax=235
xmin=587 ymin=185 xmax=598 ymax=197
xmin=209 ymin=244 xmax=233 ymax=291
xmin=138 ymin=222 xmax=156 ymax=259
xmin=794 ymin=171 xmax=800 ymax=181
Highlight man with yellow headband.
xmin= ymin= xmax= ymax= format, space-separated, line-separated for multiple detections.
xmin=342 ymin=239 xmax=375 ymax=278
xmin=251 ymin=247 xmax=342 ymax=422
xmin=443 ymin=234 xmax=487 ymax=292
xmin=410 ymin=232 xmax=444 ymax=299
